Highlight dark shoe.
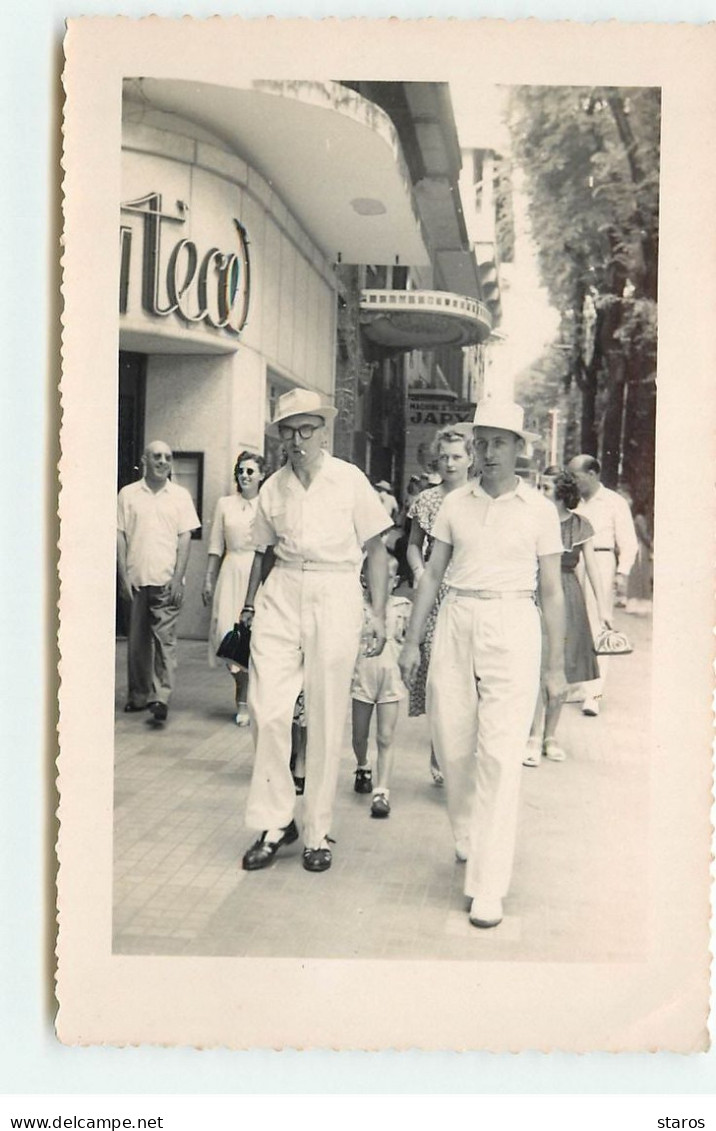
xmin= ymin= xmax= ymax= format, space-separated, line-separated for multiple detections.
xmin=124 ymin=702 xmax=147 ymax=713
xmin=370 ymin=792 xmax=391 ymax=819
xmin=242 ymin=820 xmax=299 ymax=871
xmin=147 ymin=701 xmax=168 ymax=722
xmin=354 ymin=767 xmax=373 ymax=794
xmin=293 ymin=776 xmax=305 ymax=796
xmin=302 ymin=836 xmax=335 ymax=872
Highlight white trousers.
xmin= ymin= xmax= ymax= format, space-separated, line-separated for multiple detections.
xmin=245 ymin=567 xmax=363 ymax=847
xmin=427 ymin=594 xmax=541 ymax=901
xmin=579 ymin=549 xmax=616 ymax=699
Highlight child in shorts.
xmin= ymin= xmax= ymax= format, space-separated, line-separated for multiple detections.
xmin=351 ymin=556 xmax=412 ymax=818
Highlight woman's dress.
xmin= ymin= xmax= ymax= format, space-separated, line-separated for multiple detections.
xmin=559 ymin=512 xmax=599 ymax=685
xmin=406 ymin=486 xmax=449 ymax=717
xmin=207 ymin=493 xmax=261 ymax=667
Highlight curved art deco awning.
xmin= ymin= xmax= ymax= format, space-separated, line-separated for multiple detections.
xmin=360 ymin=289 xmax=493 ymax=350
xmin=123 ymin=79 xmax=430 ymax=268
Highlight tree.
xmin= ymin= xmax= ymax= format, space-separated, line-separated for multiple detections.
xmin=507 ymin=86 xmax=659 ymax=514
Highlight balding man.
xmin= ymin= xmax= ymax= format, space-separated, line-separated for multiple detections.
xmin=567 ymin=455 xmax=638 ymax=717
xmin=117 ymin=441 xmax=200 ymax=722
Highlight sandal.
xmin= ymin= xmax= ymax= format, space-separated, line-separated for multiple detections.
xmin=543 ymin=738 xmax=566 ymax=762
xmin=293 ymin=775 xmax=305 ymax=796
xmin=522 ymin=737 xmax=542 ymax=768
xmin=302 ymin=836 xmax=335 ymax=872
xmin=354 ymin=767 xmax=373 ymax=794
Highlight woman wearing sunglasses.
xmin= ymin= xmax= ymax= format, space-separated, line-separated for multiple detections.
xmin=203 ymin=450 xmax=266 ymax=725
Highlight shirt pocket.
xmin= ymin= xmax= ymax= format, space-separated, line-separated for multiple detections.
xmin=268 ymin=505 xmax=289 ymax=537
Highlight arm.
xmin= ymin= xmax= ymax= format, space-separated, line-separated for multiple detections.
xmin=116 ymin=530 xmax=133 ymax=601
xmin=202 ymin=554 xmax=222 ymax=606
xmin=398 ymin=538 xmax=453 ymax=688
xmin=169 ymin=532 xmax=192 ymax=606
xmin=239 ymin=550 xmax=267 ymax=626
xmin=581 ymin=539 xmax=611 ymax=626
xmin=614 ymin=496 xmax=639 ymax=589
xmin=406 ymin=521 xmax=427 ymax=588
xmin=537 ymin=553 xmax=567 ymax=703
xmin=363 ymin=534 xmax=389 ymax=656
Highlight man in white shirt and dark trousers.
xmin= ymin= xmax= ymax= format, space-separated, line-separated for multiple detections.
xmin=567 ymin=454 xmax=638 ymax=717
xmin=117 ymin=441 xmax=201 ymax=723
xmin=400 ymin=401 xmax=566 ymax=930
xmin=239 ymin=388 xmax=391 ymax=874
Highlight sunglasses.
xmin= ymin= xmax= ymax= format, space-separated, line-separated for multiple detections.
xmin=238 ymin=466 xmax=259 ymax=477
xmin=278 ymin=423 xmax=321 ymax=441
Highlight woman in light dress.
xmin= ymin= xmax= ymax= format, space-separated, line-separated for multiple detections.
xmin=405 ymin=424 xmax=477 ymax=784
xmin=202 ymin=451 xmax=266 ymax=725
xmin=523 ymin=467 xmax=610 ymax=765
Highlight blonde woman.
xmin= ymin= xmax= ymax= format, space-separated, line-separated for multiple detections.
xmin=405 ymin=424 xmax=476 ymax=785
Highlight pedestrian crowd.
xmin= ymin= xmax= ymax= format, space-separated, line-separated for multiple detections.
xmin=117 ymin=387 xmax=646 ymax=930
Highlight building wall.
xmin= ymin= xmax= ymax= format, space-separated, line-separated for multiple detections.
xmin=119 ymin=114 xmax=338 ymax=637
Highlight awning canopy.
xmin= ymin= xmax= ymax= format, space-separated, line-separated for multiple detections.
xmin=360 ymin=289 xmax=492 ymax=350
xmin=123 ymin=78 xmax=430 ymax=268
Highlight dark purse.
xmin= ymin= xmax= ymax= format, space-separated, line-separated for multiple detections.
xmin=216 ymin=620 xmax=252 ymax=669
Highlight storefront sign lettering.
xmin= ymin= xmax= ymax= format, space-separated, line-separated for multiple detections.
xmin=407 ymin=397 xmax=474 ymax=426
xmin=119 ymin=193 xmax=251 ymax=336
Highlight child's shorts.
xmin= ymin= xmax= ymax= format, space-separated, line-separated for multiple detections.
xmin=351 ymin=647 xmax=406 ymax=706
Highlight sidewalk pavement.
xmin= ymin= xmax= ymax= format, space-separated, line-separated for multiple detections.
xmin=113 ymin=608 xmax=651 ymax=961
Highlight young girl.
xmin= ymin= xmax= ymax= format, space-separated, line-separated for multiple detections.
xmin=351 ymin=557 xmax=412 ymax=818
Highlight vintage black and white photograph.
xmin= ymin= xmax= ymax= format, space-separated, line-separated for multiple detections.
xmin=58 ymin=17 xmax=713 ymax=1051
xmin=112 ymin=76 xmax=657 ymax=962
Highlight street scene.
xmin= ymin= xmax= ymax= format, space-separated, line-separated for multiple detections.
xmin=113 ymin=78 xmax=657 ymax=961
xmin=113 ymin=601 xmax=650 ymax=961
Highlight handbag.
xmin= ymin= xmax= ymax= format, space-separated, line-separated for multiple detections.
xmin=593 ymin=627 xmax=633 ymax=656
xmin=216 ymin=621 xmax=252 ymax=669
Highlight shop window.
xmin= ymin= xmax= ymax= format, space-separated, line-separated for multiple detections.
xmin=171 ymin=452 xmax=204 ymax=539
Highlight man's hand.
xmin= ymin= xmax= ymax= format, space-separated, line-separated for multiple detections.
xmin=239 ymin=605 xmax=255 ymax=627
xmin=168 ymin=579 xmax=185 ymax=607
xmin=363 ymin=611 xmax=386 ymax=657
xmin=118 ymin=575 xmax=134 ymax=603
xmin=544 ymin=668 xmax=568 ymax=704
xmin=398 ymin=640 xmax=421 ymax=688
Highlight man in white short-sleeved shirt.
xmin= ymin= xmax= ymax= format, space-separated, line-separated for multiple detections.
xmin=567 ymin=454 xmax=639 ymax=716
xmin=238 ymin=388 xmax=391 ymax=875
xmin=400 ymin=401 xmax=566 ymax=930
xmin=117 ymin=441 xmax=200 ymax=723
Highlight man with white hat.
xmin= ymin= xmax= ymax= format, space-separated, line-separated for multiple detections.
xmin=400 ymin=400 xmax=566 ymax=929
xmin=239 ymin=388 xmax=391 ymax=874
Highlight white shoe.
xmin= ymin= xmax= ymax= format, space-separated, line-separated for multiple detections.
xmin=235 ymin=705 xmax=250 ymax=726
xmin=522 ymin=736 xmax=542 ymax=768
xmin=582 ymin=697 xmax=600 ymax=717
xmin=468 ymin=896 xmax=503 ymax=929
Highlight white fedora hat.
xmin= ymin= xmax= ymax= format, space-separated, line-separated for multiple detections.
xmin=472 ymin=399 xmax=540 ymax=444
xmin=268 ymin=388 xmax=338 ymax=435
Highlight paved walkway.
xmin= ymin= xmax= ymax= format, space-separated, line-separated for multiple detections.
xmin=113 ymin=609 xmax=651 ymax=961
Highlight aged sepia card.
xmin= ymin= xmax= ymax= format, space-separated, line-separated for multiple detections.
xmin=58 ymin=16 xmax=715 ymax=1050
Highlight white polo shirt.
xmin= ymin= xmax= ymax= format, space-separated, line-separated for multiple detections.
xmin=576 ymin=485 xmax=638 ymax=575
xmin=431 ymin=477 xmax=563 ymax=591
xmin=117 ymin=478 xmax=200 ymax=587
xmin=253 ymin=453 xmax=391 ymax=566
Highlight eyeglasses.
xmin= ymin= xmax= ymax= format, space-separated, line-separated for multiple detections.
xmin=278 ymin=423 xmax=321 ymax=441
xmin=238 ymin=467 xmax=259 ymax=477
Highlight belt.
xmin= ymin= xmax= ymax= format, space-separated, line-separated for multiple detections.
xmin=276 ymin=559 xmax=356 ymax=572
xmin=594 ymin=547 xmax=616 ymax=553
xmin=448 ymin=587 xmax=535 ymax=601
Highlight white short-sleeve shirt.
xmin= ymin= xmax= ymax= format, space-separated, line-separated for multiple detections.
xmin=117 ymin=478 xmax=201 ymax=587
xmin=431 ymin=477 xmax=563 ymax=591
xmin=253 ymin=453 xmax=391 ymax=566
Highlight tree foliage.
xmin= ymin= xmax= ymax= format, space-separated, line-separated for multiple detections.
xmin=507 ymin=86 xmax=660 ymax=514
